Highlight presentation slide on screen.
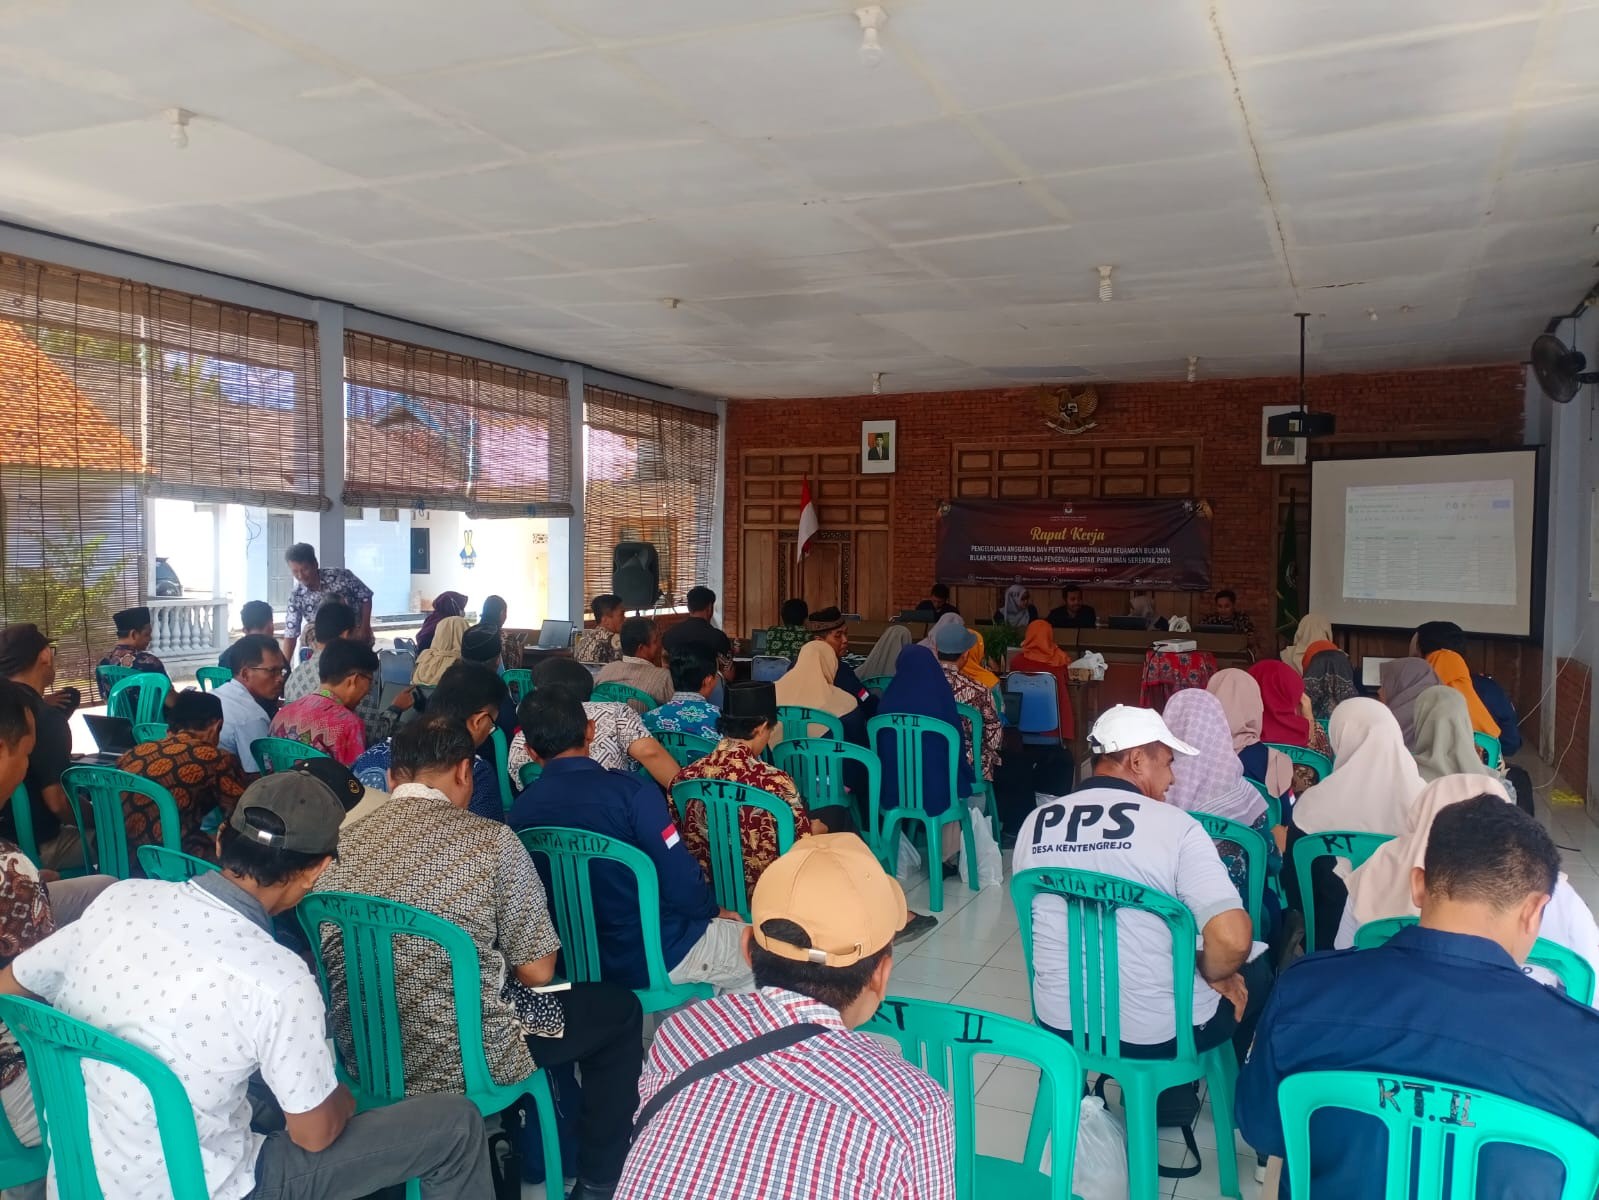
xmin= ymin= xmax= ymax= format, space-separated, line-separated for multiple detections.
xmin=1309 ymin=450 xmax=1538 ymax=637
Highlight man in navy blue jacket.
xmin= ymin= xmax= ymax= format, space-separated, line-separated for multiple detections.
xmin=1237 ymin=796 xmax=1599 ymax=1195
xmin=510 ymin=687 xmax=753 ymax=993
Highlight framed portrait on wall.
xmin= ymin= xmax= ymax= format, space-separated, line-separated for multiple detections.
xmin=1260 ymin=406 xmax=1307 ymax=466
xmin=862 ymin=420 xmax=897 ymax=474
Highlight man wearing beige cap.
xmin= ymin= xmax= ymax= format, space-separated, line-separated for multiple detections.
xmin=1012 ymin=704 xmax=1265 ymax=1065
xmin=615 ymin=834 xmax=955 ymax=1200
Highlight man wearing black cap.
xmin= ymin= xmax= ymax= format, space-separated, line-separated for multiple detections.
xmin=0 ymin=624 xmax=87 ymax=872
xmin=0 ymin=768 xmax=494 ymax=1200
xmin=96 ymin=606 xmax=168 ymax=700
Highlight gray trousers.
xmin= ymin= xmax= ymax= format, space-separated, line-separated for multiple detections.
xmin=249 ymin=1095 xmax=493 ymax=1200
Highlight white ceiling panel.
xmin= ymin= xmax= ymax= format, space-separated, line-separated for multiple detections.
xmin=625 ymin=19 xmax=942 ymax=140
xmin=1215 ymin=0 xmax=1542 ymax=61
xmin=393 ymin=53 xmax=697 ymax=156
xmin=1044 ymin=153 xmax=1263 ymax=222
xmin=550 ymin=140 xmax=799 ymax=212
xmin=222 ymin=0 xmax=575 ymax=77
xmin=1237 ymin=23 xmax=1538 ymax=143
xmin=0 ymin=0 xmax=1593 ymax=396
xmin=772 ymin=119 xmax=1012 ymax=196
xmin=980 ymin=73 xmax=1245 ymax=176
xmin=384 ymin=161 xmax=621 ymax=233
xmin=846 ymin=183 xmax=1057 ymax=245
xmin=890 ymin=0 xmax=1216 ymax=112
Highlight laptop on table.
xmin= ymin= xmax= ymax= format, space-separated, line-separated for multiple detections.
xmin=79 ymin=715 xmax=137 ymax=764
xmin=536 ymin=620 xmax=574 ymax=650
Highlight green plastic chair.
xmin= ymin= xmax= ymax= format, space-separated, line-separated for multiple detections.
xmin=1246 ymin=778 xmax=1284 ymax=829
xmin=670 ymin=778 xmax=796 ymax=921
xmin=136 ymin=843 xmax=219 ymax=882
xmin=250 ymin=737 xmax=329 ymax=775
xmin=0 ymin=995 xmax=209 ymax=1199
xmin=6 ymin=783 xmax=90 ymax=877
xmin=868 ymin=713 xmax=981 ymax=913
xmin=60 ymin=765 xmax=182 ymax=880
xmin=1266 ymin=742 xmax=1333 ymax=784
xmin=297 ymin=892 xmax=561 ymax=1189
xmin=773 ymin=705 xmax=845 ymax=743
xmin=194 ymin=666 xmax=232 ymax=693
xmin=1291 ymin=830 xmax=1395 ymax=952
xmin=1010 ymin=865 xmax=1245 ymax=1200
xmin=861 ymin=674 xmax=893 ymax=696
xmin=503 ymin=669 xmax=534 ymax=705
xmin=868 ymin=994 xmax=1084 ymax=1199
xmin=489 ymin=728 xmax=514 ymax=814
xmin=1353 ymin=915 xmax=1596 ymax=1005
xmin=515 ymin=826 xmax=715 ymax=1013
xmin=592 ymin=681 xmax=657 ymax=712
xmin=106 ymin=673 xmax=172 ymax=726
xmin=1191 ymin=812 xmax=1269 ymax=939
xmin=772 ymin=736 xmax=886 ymax=869
xmin=132 ymin=722 xmax=168 ymax=743
xmin=955 ymin=701 xmax=1002 ymax=844
xmin=1474 ymin=731 xmax=1504 ymax=769
xmin=95 ymin=663 xmax=139 ymax=700
xmin=518 ymin=761 xmax=543 ymax=788
xmin=1278 ymin=1069 xmax=1599 ymax=1199
xmin=654 ymin=731 xmax=717 ymax=770
xmin=0 ymin=992 xmax=44 ymax=1190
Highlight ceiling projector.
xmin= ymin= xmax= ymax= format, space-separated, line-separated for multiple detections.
xmin=1266 ymin=409 xmax=1337 ymax=439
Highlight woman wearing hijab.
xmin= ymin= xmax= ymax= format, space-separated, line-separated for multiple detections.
xmin=1249 ymin=659 xmax=1334 ymax=795
xmin=996 ymin=585 xmax=1036 ymax=629
xmin=410 ymin=615 xmax=467 ymax=687
xmin=1009 ymin=619 xmax=1075 ymax=741
xmin=918 ymin=612 xmax=967 ymax=652
xmin=1425 ymin=648 xmax=1501 ymax=739
xmin=415 ymin=591 xmax=467 ymax=651
xmin=1291 ymin=698 xmax=1425 ymax=948
xmin=1378 ymin=657 xmax=1439 ymax=748
xmin=774 ymin=641 xmax=862 ymax=741
xmin=958 ymin=630 xmax=999 ymax=690
xmin=1335 ymin=775 xmax=1599 ymax=1002
xmin=466 ymin=594 xmax=510 ymax=669
xmin=1301 ymin=640 xmax=1357 ymax=724
xmin=1410 ymin=684 xmax=1526 ymax=812
xmin=1209 ymin=668 xmax=1295 ymax=803
xmin=859 ymin=625 xmax=912 ymax=682
xmin=877 ymin=645 xmax=974 ymax=870
xmin=1281 ymin=612 xmax=1332 ymax=673
xmin=1163 ymin=689 xmax=1280 ymax=925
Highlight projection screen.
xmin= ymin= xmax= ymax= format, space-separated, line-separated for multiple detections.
xmin=1308 ymin=449 xmax=1541 ymax=637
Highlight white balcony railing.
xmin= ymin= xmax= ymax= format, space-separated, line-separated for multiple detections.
xmin=149 ymin=597 xmax=232 ymax=657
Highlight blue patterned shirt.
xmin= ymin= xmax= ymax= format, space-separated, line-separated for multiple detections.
xmin=642 ymin=692 xmax=722 ymax=741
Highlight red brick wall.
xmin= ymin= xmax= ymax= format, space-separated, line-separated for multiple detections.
xmin=1555 ymin=657 xmax=1593 ymax=799
xmin=724 ymin=365 xmax=1526 ymax=632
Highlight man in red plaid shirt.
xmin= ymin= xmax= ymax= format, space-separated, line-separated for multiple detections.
xmin=615 ymin=834 xmax=955 ymax=1199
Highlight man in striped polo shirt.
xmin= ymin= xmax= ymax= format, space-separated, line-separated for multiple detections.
xmin=616 ymin=835 xmax=955 ymax=1200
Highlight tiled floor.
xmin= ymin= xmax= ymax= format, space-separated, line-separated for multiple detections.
xmin=526 ymin=752 xmax=1590 ymax=1199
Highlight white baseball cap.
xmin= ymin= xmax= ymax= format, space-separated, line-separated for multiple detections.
xmin=1087 ymin=705 xmax=1199 ymax=757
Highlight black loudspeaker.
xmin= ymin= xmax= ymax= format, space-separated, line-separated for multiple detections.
xmin=611 ymin=542 xmax=661 ymax=610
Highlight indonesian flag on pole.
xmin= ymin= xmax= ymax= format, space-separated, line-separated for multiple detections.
xmin=797 ymin=476 xmax=820 ymax=562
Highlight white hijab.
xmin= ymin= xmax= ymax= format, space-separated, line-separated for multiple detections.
xmin=1346 ymin=774 xmax=1511 ymax=926
xmin=1293 ymin=697 xmax=1425 ymax=836
xmin=1281 ymin=612 xmax=1332 ymax=673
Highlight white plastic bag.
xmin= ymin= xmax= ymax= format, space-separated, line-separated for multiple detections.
xmin=1068 ymin=651 xmax=1108 ymax=681
xmin=958 ymin=810 xmax=1004 ymax=889
xmin=896 ymin=831 xmax=923 ymax=881
xmin=1068 ymin=1094 xmax=1129 ymax=1200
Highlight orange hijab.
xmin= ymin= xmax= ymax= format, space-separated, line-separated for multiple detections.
xmin=959 ymin=631 xmax=999 ymax=689
xmin=1018 ymin=619 xmax=1069 ymax=667
xmin=1301 ymin=640 xmax=1339 ymax=669
xmin=1425 ymin=650 xmax=1500 ymax=739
